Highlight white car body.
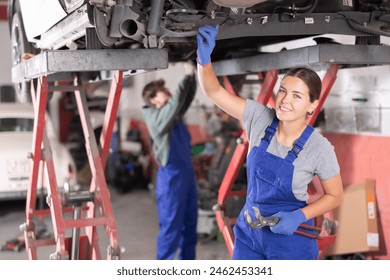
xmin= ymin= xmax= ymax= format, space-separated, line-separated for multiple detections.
xmin=18 ymin=0 xmax=90 ymax=50
xmin=19 ymin=0 xmax=68 ymax=42
xmin=0 ymin=103 xmax=78 ymax=201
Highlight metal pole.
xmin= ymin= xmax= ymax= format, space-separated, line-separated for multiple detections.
xmin=147 ymin=0 xmax=164 ymax=36
xmin=71 ymin=205 xmax=82 ymax=260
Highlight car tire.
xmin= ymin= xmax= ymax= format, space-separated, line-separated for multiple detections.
xmin=10 ymin=11 xmax=35 ymax=103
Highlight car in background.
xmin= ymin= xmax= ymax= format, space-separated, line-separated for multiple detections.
xmin=8 ymin=0 xmax=390 ymax=102
xmin=0 ymin=103 xmax=78 ymax=201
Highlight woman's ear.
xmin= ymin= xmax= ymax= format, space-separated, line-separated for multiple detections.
xmin=309 ymin=99 xmax=319 ymax=114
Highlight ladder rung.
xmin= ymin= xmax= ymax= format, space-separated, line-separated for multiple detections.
xmin=63 ymin=217 xmax=108 ymax=229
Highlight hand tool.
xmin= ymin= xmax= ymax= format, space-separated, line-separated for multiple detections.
xmin=244 ymin=206 xmax=280 ymax=229
xmin=244 ymin=206 xmax=322 ymax=239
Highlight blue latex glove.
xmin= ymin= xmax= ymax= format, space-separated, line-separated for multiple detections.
xmin=270 ymin=209 xmax=306 ymax=236
xmin=196 ymin=25 xmax=219 ymax=65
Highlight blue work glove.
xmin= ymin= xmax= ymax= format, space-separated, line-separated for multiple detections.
xmin=270 ymin=209 xmax=306 ymax=236
xmin=196 ymin=25 xmax=219 ymax=65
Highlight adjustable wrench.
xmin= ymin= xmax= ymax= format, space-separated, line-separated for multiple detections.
xmin=244 ymin=206 xmax=322 ymax=239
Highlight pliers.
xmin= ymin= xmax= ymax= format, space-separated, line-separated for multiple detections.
xmin=244 ymin=206 xmax=322 ymax=239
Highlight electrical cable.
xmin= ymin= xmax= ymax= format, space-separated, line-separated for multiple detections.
xmin=274 ymin=0 xmax=319 ymax=22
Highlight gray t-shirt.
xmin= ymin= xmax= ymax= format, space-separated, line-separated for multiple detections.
xmin=243 ymin=99 xmax=340 ymax=202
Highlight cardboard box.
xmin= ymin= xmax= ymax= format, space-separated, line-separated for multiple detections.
xmin=326 ymin=179 xmax=379 ymax=255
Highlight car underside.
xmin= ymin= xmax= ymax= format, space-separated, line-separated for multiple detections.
xmin=7 ymin=0 xmax=390 ymax=101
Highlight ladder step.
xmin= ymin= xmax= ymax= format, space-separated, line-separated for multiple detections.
xmin=64 ymin=217 xmax=108 ymax=229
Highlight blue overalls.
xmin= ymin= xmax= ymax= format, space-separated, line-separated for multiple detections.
xmin=155 ymin=120 xmax=198 ymax=260
xmin=232 ymin=118 xmax=318 ymax=260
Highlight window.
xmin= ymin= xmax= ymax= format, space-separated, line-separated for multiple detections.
xmin=0 ymin=118 xmax=34 ymax=132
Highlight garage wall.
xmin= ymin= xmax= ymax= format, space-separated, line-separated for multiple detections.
xmin=323 ymin=65 xmax=390 ymax=136
xmin=323 ymin=133 xmax=390 ymax=260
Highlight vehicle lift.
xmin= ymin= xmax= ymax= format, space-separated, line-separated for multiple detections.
xmin=11 ymin=43 xmax=390 ymax=259
xmin=12 ymin=49 xmax=168 ymax=260
xmin=211 ymin=43 xmax=390 ymax=258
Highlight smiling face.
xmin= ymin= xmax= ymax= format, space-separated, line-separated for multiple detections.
xmin=275 ymin=76 xmax=318 ymax=123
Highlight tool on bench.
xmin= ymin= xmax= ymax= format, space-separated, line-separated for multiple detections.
xmin=244 ymin=206 xmax=322 ymax=239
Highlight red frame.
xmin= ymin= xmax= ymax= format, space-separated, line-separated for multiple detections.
xmin=22 ymin=71 xmax=123 ymax=259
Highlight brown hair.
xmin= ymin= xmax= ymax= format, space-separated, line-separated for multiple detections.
xmin=142 ymin=79 xmax=167 ymax=106
xmin=282 ymin=67 xmax=322 ymax=102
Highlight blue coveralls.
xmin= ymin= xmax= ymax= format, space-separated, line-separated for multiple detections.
xmin=232 ymin=118 xmax=318 ymax=260
xmin=155 ymin=119 xmax=198 ymax=260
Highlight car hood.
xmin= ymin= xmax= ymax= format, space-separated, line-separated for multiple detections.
xmin=0 ymin=132 xmax=77 ymax=187
xmin=19 ymin=0 xmax=67 ymax=41
xmin=0 ymin=133 xmax=32 ymax=183
xmin=0 ymin=132 xmax=32 ymax=159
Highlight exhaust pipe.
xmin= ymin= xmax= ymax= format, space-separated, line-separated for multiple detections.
xmin=109 ymin=3 xmax=146 ymax=43
xmin=119 ymin=18 xmax=145 ymax=42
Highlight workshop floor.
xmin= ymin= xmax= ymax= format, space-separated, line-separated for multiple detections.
xmin=0 ymin=186 xmax=230 ymax=260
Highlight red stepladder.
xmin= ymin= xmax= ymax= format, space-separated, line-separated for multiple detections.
xmin=21 ymin=71 xmax=124 ymax=260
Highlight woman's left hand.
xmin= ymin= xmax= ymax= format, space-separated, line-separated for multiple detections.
xmin=270 ymin=209 xmax=306 ymax=235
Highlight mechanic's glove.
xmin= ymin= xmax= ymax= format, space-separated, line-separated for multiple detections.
xmin=196 ymin=25 xmax=219 ymax=65
xmin=270 ymin=209 xmax=306 ymax=236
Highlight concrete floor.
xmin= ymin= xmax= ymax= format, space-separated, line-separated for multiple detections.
xmin=0 ymin=186 xmax=230 ymax=260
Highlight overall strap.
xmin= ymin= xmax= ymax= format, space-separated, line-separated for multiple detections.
xmin=285 ymin=125 xmax=314 ymax=163
xmin=259 ymin=117 xmax=279 ymax=150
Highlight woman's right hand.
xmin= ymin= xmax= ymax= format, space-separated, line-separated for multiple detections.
xmin=196 ymin=25 xmax=219 ymax=65
xmin=196 ymin=25 xmax=245 ymax=121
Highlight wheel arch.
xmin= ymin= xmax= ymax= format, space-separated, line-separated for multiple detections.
xmin=7 ymin=0 xmax=18 ymax=34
